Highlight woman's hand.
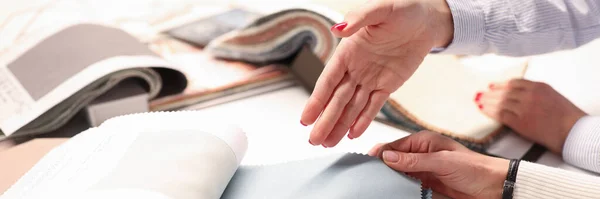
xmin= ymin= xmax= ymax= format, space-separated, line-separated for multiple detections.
xmin=475 ymin=79 xmax=587 ymax=154
xmin=301 ymin=0 xmax=454 ymax=147
xmin=369 ymin=131 xmax=509 ymax=199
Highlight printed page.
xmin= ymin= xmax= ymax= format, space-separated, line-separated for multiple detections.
xmin=0 ymin=24 xmax=178 ymax=135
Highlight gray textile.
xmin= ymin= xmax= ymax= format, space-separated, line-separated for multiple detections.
xmin=222 ymin=153 xmax=429 ymax=199
xmin=7 ymin=24 xmax=157 ymax=100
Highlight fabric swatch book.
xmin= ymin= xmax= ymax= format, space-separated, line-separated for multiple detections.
xmin=0 ymin=7 xmax=339 ymax=139
xmin=0 ymin=111 xmax=430 ymax=199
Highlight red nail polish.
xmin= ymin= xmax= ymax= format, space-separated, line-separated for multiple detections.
xmin=300 ymin=120 xmax=307 ymax=126
xmin=347 ymin=134 xmax=354 ymax=140
xmin=309 ymin=139 xmax=315 ymax=145
xmin=331 ymin=22 xmax=347 ymax=31
xmin=475 ymin=92 xmax=482 ymax=102
xmin=322 ymin=144 xmax=328 ymax=148
xmin=478 ymin=104 xmax=483 ymax=109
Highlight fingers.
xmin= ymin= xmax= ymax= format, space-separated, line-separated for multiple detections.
xmin=479 ymin=96 xmax=522 ymax=117
xmin=323 ymin=85 xmax=370 ymax=147
xmin=476 ymin=80 xmax=530 ymax=119
xmin=370 ymin=131 xmax=466 ymax=158
xmin=300 ymin=54 xmax=346 ymax=126
xmin=368 ymin=143 xmax=386 ymax=156
xmin=331 ymin=0 xmax=393 ymax=37
xmin=309 ymin=74 xmax=357 ymax=145
xmin=381 ymin=131 xmax=466 ymax=153
xmin=381 ymin=150 xmax=448 ymax=173
xmin=348 ymin=90 xmax=390 ymax=139
xmin=490 ymin=78 xmax=534 ymax=90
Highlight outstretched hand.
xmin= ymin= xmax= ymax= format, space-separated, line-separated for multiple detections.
xmin=301 ymin=0 xmax=454 ymax=147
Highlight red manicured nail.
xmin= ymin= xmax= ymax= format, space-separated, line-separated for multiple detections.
xmin=322 ymin=144 xmax=328 ymax=148
xmin=475 ymin=92 xmax=482 ymax=102
xmin=300 ymin=120 xmax=307 ymax=126
xmin=331 ymin=22 xmax=347 ymax=31
xmin=347 ymin=134 xmax=354 ymax=140
xmin=478 ymin=104 xmax=483 ymax=109
xmin=309 ymin=139 xmax=315 ymax=145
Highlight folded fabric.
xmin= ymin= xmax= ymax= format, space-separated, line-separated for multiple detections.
xmin=205 ymin=8 xmax=340 ymax=65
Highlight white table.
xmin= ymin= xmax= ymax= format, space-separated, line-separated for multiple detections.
xmin=183 ymin=84 xmax=596 ymax=198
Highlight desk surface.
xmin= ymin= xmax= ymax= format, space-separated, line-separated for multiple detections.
xmin=186 ymin=85 xmax=594 ymax=175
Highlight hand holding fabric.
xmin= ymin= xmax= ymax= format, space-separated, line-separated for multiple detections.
xmin=369 ymin=131 xmax=509 ymax=199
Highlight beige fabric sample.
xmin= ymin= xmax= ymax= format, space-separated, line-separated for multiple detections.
xmin=389 ymin=54 xmax=528 ymax=143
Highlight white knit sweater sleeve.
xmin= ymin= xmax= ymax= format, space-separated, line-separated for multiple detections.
xmin=514 ymin=161 xmax=600 ymax=199
xmin=562 ymin=116 xmax=600 ymax=173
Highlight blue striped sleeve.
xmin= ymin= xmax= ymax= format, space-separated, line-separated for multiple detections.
xmin=439 ymin=0 xmax=600 ymax=56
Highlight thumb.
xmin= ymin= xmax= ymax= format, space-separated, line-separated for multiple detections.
xmin=381 ymin=150 xmax=447 ymax=174
xmin=332 ymin=0 xmax=393 ymax=37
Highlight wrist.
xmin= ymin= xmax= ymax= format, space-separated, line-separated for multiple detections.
xmin=483 ymin=156 xmax=509 ymax=199
xmin=426 ymin=0 xmax=454 ymax=48
xmin=551 ymin=111 xmax=587 ymax=154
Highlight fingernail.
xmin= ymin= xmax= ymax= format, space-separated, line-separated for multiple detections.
xmin=475 ymin=92 xmax=482 ymax=102
xmin=347 ymin=134 xmax=354 ymax=140
xmin=331 ymin=22 xmax=347 ymax=31
xmin=309 ymin=139 xmax=316 ymax=146
xmin=478 ymin=104 xmax=483 ymax=109
xmin=300 ymin=120 xmax=307 ymax=126
xmin=383 ymin=151 xmax=399 ymax=162
xmin=322 ymin=144 xmax=328 ymax=148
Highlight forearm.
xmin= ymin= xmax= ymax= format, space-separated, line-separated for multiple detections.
xmin=438 ymin=0 xmax=600 ymax=56
xmin=562 ymin=116 xmax=600 ymax=173
xmin=514 ymin=161 xmax=600 ymax=199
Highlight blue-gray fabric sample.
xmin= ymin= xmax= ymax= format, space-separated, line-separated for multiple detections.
xmin=222 ymin=153 xmax=428 ymax=199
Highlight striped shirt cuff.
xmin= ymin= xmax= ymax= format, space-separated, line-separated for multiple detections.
xmin=562 ymin=116 xmax=600 ymax=173
xmin=435 ymin=0 xmax=486 ymax=55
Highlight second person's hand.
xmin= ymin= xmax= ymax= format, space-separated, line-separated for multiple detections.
xmin=301 ymin=0 xmax=454 ymax=147
xmin=369 ymin=131 xmax=509 ymax=199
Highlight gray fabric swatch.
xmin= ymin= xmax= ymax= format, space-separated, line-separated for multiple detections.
xmin=222 ymin=153 xmax=429 ymax=199
xmin=7 ymin=24 xmax=156 ymax=100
